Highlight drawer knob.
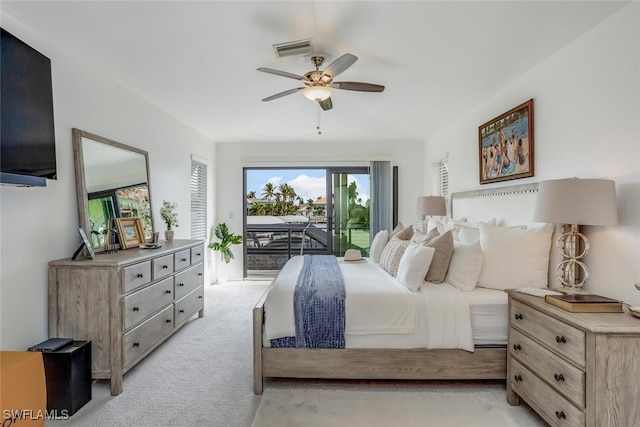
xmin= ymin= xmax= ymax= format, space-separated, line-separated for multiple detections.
xmin=181 ymin=258 xmax=187 ymax=262
xmin=555 ymin=335 xmax=567 ymax=344
xmin=514 ymin=313 xmax=523 ymax=320
xmin=166 ymin=319 xmax=172 ymax=323
xmin=137 ymin=273 xmax=144 ymax=278
xmin=555 ymin=410 xmax=566 ymax=420
xmin=198 ymin=273 xmax=203 ymax=276
xmin=196 ymin=253 xmax=201 ymax=256
xmin=198 ymin=296 xmax=203 ymax=299
xmin=514 ymin=375 xmax=522 ymax=382
xmin=179 ymin=309 xmax=185 ymax=313
xmin=133 ymin=342 xmax=140 ymax=347
xmin=513 ymin=344 xmax=522 ymax=351
xmin=133 ymin=306 xmax=140 ymax=312
xmin=165 ymin=290 xmax=172 ymax=294
xmin=162 ymin=265 xmax=169 ymax=269
xmin=554 ymin=373 xmax=565 ymax=382
xmin=178 ymin=283 xmax=184 ymax=287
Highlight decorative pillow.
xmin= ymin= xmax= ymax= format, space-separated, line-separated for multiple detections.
xmin=396 ymin=245 xmax=436 ymax=292
xmin=369 ymin=230 xmax=390 ymax=263
xmin=410 ymin=227 xmax=438 ymax=244
xmin=477 ymin=223 xmax=554 ymax=290
xmin=445 ymin=241 xmax=484 ymax=292
xmin=457 ymin=226 xmax=480 ymax=243
xmin=422 ymin=230 xmax=455 ymax=283
xmin=394 ymin=224 xmax=414 ymax=241
xmin=390 ymin=222 xmax=405 ymax=237
xmin=379 ymin=238 xmax=411 ymax=277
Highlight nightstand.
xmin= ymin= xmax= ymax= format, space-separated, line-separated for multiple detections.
xmin=506 ymin=289 xmax=640 ymax=427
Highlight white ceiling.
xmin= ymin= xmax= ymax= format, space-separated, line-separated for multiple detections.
xmin=1 ymin=1 xmax=628 ymax=144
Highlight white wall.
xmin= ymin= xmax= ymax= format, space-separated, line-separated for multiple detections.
xmin=0 ymin=13 xmax=215 ymax=350
xmin=215 ymin=140 xmax=424 ymax=280
xmin=424 ymin=3 xmax=640 ymax=305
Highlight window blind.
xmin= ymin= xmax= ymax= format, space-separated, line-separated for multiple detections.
xmin=432 ymin=155 xmax=449 ymax=199
xmin=190 ymin=158 xmax=207 ymax=240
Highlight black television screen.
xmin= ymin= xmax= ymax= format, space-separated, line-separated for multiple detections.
xmin=1 ymin=27 xmax=57 ymax=182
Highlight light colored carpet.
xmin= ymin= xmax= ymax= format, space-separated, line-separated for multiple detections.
xmin=45 ymin=281 xmax=546 ymax=427
xmin=252 ymin=383 xmax=547 ymax=427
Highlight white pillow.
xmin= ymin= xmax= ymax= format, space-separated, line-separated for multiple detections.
xmin=457 ymin=226 xmax=480 ymax=243
xmin=370 ymin=230 xmax=389 ymax=263
xmin=477 ymin=223 xmax=554 ymax=290
xmin=396 ymin=244 xmax=436 ymax=292
xmin=445 ymin=241 xmax=484 ymax=292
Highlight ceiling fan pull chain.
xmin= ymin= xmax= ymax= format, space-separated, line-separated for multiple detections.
xmin=316 ymin=105 xmax=322 ymax=135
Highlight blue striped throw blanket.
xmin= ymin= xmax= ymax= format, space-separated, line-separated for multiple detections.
xmin=271 ymin=255 xmax=346 ymax=348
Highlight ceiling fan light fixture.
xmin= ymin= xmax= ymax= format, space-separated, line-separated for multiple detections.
xmin=302 ymin=85 xmax=332 ymax=101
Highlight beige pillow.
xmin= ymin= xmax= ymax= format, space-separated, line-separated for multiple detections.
xmin=379 ymin=238 xmax=411 ymax=277
xmin=410 ymin=227 xmax=438 ymax=244
xmin=394 ymin=224 xmax=414 ymax=241
xmin=390 ymin=222 xmax=405 ymax=237
xmin=423 ymin=230 xmax=455 ymax=283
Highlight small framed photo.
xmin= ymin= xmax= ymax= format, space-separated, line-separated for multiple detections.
xmin=479 ymin=99 xmax=534 ymax=185
xmin=115 ymin=217 xmax=145 ymax=249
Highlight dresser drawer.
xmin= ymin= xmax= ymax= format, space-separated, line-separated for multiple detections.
xmin=174 ymin=249 xmax=191 ymax=271
xmin=174 ymin=263 xmax=205 ymax=299
xmin=122 ymin=261 xmax=152 ymax=293
xmin=123 ymin=305 xmax=174 ymax=368
xmin=122 ymin=277 xmax=174 ymax=330
xmin=511 ymin=359 xmax=585 ymax=427
xmin=511 ymin=300 xmax=585 ymax=367
xmin=510 ymin=328 xmax=585 ymax=408
xmin=175 ymin=285 xmax=204 ymax=325
xmin=152 ymin=254 xmax=174 ymax=280
xmin=190 ymin=245 xmax=204 ymax=265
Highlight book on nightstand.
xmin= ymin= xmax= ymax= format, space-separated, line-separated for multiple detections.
xmin=544 ymin=294 xmax=623 ymax=313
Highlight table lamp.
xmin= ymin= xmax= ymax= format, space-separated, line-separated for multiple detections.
xmin=533 ymin=178 xmax=617 ymax=293
xmin=416 ymin=196 xmax=446 ymax=232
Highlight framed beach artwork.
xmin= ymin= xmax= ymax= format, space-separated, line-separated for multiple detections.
xmin=478 ymin=99 xmax=534 ymax=184
xmin=115 ymin=217 xmax=145 ymax=249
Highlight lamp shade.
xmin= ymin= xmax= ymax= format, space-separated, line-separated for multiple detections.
xmin=302 ymin=85 xmax=332 ymax=101
xmin=416 ymin=196 xmax=446 ymax=217
xmin=533 ymin=178 xmax=618 ymax=226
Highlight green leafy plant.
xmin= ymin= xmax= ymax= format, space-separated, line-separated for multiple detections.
xmin=208 ymin=222 xmax=243 ymax=263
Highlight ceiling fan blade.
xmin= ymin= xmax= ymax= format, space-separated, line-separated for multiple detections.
xmin=318 ymin=97 xmax=333 ymax=111
xmin=321 ymin=53 xmax=358 ymax=79
xmin=332 ymin=82 xmax=385 ymax=92
xmin=257 ymin=67 xmax=304 ymax=81
xmin=261 ymin=87 xmax=304 ymax=102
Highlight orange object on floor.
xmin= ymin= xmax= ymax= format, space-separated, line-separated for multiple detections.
xmin=0 ymin=351 xmax=47 ymax=427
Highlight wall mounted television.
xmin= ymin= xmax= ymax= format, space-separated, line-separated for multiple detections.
xmin=1 ymin=27 xmax=56 ymax=187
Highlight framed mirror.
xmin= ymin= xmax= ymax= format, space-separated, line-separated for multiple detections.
xmin=72 ymin=128 xmax=154 ymax=251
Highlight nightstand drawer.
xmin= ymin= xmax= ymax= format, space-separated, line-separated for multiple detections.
xmin=511 ymin=359 xmax=584 ymax=427
xmin=511 ymin=300 xmax=585 ymax=367
xmin=510 ymin=328 xmax=585 ymax=408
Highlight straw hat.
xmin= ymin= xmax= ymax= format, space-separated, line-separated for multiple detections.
xmin=343 ymin=249 xmax=363 ymax=262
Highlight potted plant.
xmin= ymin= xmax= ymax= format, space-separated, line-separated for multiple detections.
xmin=208 ymin=222 xmax=243 ymax=283
xmin=160 ymin=200 xmax=178 ymax=241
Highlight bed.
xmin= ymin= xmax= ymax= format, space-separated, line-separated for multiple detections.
xmin=253 ymin=182 xmax=560 ymax=394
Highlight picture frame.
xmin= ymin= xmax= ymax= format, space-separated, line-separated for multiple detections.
xmin=115 ymin=217 xmax=145 ymax=249
xmin=72 ymin=228 xmax=96 ymax=260
xmin=479 ymin=99 xmax=534 ymax=185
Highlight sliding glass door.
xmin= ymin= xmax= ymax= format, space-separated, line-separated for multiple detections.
xmin=329 ymin=168 xmax=370 ymax=257
xmin=244 ymin=166 xmax=372 ymax=278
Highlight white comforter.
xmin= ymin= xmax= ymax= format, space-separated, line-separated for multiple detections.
xmin=263 ymin=256 xmax=474 ymax=352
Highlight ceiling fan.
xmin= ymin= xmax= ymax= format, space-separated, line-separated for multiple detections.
xmin=257 ymin=53 xmax=385 ymax=111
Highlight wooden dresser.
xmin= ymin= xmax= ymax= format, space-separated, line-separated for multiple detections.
xmin=506 ymin=290 xmax=640 ymax=427
xmin=49 ymin=239 xmax=205 ymax=395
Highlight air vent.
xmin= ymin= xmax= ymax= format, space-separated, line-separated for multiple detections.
xmin=273 ymin=39 xmax=313 ymax=58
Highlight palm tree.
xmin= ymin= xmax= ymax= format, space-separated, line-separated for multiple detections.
xmin=246 ymin=190 xmax=256 ymax=199
xmin=262 ymin=183 xmax=276 ymax=201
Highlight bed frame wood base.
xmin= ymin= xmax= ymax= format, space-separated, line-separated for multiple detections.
xmin=253 ymin=292 xmax=506 ymax=395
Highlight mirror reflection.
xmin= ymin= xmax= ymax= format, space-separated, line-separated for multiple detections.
xmin=73 ymin=129 xmax=153 ymax=251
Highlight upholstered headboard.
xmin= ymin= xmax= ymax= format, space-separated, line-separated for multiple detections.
xmin=450 ymin=182 xmax=562 ymax=289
